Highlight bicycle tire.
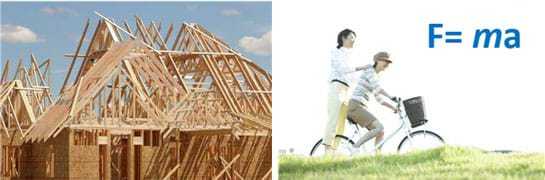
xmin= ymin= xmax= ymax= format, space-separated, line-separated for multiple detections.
xmin=397 ymin=130 xmax=445 ymax=153
xmin=309 ymin=135 xmax=354 ymax=156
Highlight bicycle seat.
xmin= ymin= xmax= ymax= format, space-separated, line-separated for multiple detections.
xmin=347 ymin=117 xmax=357 ymax=125
xmin=346 ymin=117 xmax=361 ymax=130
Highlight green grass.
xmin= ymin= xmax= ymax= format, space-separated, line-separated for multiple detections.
xmin=279 ymin=146 xmax=545 ymax=180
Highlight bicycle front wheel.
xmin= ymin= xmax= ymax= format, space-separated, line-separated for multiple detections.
xmin=397 ymin=130 xmax=445 ymax=153
xmin=309 ymin=135 xmax=354 ymax=156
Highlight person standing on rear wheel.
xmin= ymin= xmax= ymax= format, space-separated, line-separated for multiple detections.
xmin=347 ymin=51 xmax=398 ymax=155
xmin=323 ymin=29 xmax=367 ymax=154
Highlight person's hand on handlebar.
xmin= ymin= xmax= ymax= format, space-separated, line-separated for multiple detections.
xmin=380 ymin=95 xmax=400 ymax=113
xmin=391 ymin=96 xmax=401 ymax=103
xmin=389 ymin=96 xmax=400 ymax=114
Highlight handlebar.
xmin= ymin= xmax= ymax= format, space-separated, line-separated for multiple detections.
xmin=394 ymin=97 xmax=402 ymax=114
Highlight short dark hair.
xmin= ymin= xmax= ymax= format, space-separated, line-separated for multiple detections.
xmin=336 ymin=29 xmax=356 ymax=49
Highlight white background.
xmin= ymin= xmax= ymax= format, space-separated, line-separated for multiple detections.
xmin=272 ymin=0 xmax=545 ymax=177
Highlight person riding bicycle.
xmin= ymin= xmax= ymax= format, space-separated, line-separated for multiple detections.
xmin=323 ymin=29 xmax=368 ymax=154
xmin=347 ymin=51 xmax=397 ymax=155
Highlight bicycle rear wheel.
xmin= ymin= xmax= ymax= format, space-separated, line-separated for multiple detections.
xmin=397 ymin=130 xmax=445 ymax=153
xmin=309 ymin=135 xmax=354 ymax=156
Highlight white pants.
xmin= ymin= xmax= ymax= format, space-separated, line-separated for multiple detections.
xmin=323 ymin=82 xmax=350 ymax=146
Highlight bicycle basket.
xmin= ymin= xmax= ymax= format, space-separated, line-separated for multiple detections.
xmin=402 ymin=96 xmax=428 ymax=128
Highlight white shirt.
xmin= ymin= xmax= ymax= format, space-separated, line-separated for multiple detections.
xmin=329 ymin=47 xmax=358 ymax=86
xmin=351 ymin=64 xmax=387 ymax=106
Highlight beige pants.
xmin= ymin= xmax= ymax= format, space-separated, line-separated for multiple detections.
xmin=347 ymin=99 xmax=378 ymax=129
xmin=323 ymin=82 xmax=349 ymax=146
xmin=347 ymin=99 xmax=383 ymax=147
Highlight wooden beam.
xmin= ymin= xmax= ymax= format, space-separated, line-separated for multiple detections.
xmin=1 ymin=58 xmax=10 ymax=84
xmin=161 ymin=164 xmax=181 ymax=180
xmin=60 ymin=19 xmax=90 ymax=94
xmin=260 ymin=167 xmax=272 ymax=180
xmin=30 ymin=54 xmax=53 ymax=104
xmin=213 ymin=154 xmax=240 ymax=180
xmin=8 ymin=97 xmax=26 ymax=139
xmin=0 ymin=110 xmax=12 ymax=138
xmin=230 ymin=112 xmax=271 ymax=130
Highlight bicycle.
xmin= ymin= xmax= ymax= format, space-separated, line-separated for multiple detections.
xmin=310 ymin=96 xmax=445 ymax=156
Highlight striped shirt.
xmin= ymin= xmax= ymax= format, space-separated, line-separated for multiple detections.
xmin=351 ymin=65 xmax=387 ymax=106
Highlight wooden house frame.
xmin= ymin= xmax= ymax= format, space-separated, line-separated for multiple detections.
xmin=2 ymin=12 xmax=271 ymax=180
xmin=0 ymin=55 xmax=52 ymax=178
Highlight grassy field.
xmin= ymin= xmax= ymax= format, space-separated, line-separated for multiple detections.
xmin=279 ymin=146 xmax=545 ymax=180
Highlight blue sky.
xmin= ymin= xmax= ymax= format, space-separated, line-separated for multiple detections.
xmin=1 ymin=1 xmax=271 ymax=97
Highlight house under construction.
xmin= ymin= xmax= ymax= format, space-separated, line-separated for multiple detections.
xmin=0 ymin=12 xmax=271 ymax=180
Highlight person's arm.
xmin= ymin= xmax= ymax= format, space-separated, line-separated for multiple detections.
xmin=356 ymin=64 xmax=372 ymax=72
xmin=379 ymin=88 xmax=394 ymax=100
xmin=331 ymin=51 xmax=367 ymax=74
xmin=375 ymin=92 xmax=397 ymax=113
xmin=375 ymin=83 xmax=397 ymax=113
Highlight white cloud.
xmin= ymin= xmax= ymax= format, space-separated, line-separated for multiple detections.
xmin=221 ymin=9 xmax=241 ymax=16
xmin=40 ymin=7 xmax=78 ymax=16
xmin=0 ymin=24 xmax=43 ymax=43
xmin=239 ymin=31 xmax=271 ymax=56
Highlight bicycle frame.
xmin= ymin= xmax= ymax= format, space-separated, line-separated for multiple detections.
xmin=346 ymin=99 xmax=414 ymax=150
